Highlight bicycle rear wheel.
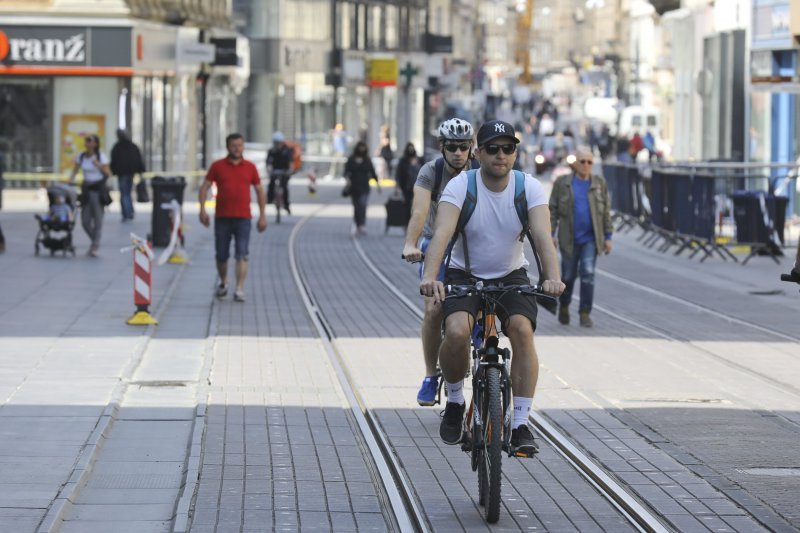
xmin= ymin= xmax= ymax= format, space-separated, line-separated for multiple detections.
xmin=274 ymin=187 xmax=283 ymax=224
xmin=478 ymin=367 xmax=503 ymax=523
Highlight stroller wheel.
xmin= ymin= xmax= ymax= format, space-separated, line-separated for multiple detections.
xmin=35 ymin=244 xmax=40 ymax=256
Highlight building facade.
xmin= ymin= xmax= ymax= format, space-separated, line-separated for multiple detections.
xmin=233 ymin=0 xmax=471 ymax=159
xmin=0 ymin=0 xmax=248 ymax=177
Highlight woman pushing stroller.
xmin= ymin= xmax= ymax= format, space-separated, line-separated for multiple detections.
xmin=69 ymin=134 xmax=111 ymax=257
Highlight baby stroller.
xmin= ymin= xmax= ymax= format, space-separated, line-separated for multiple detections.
xmin=35 ymin=183 xmax=78 ymax=256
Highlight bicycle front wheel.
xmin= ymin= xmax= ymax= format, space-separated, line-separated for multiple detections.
xmin=478 ymin=367 xmax=503 ymax=523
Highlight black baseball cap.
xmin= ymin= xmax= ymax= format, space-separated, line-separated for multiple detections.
xmin=476 ymin=120 xmax=520 ymax=146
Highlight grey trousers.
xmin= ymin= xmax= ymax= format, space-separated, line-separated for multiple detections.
xmin=81 ymin=190 xmax=104 ymax=247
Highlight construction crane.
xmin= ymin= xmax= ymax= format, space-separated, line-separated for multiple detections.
xmin=515 ymin=0 xmax=535 ymax=84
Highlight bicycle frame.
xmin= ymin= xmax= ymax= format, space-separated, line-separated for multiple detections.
xmin=462 ymin=296 xmax=515 ymax=460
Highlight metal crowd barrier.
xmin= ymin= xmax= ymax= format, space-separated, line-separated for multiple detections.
xmin=602 ymin=161 xmax=798 ymax=264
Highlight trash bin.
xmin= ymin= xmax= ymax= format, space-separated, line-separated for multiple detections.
xmin=731 ymin=190 xmax=768 ymax=244
xmin=151 ymin=176 xmax=186 ymax=247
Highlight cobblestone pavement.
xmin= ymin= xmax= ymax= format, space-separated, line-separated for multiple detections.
xmin=0 ymin=181 xmax=799 ymax=532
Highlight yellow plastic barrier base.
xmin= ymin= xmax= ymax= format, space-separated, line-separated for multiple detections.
xmin=168 ymin=252 xmax=189 ymax=264
xmin=127 ymin=311 xmax=158 ymax=325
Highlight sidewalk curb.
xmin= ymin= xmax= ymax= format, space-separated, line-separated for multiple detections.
xmin=35 ymin=249 xmax=194 ymax=533
xmin=173 ymin=283 xmax=219 ymax=533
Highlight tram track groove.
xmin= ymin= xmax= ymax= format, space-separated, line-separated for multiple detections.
xmin=350 ymin=237 xmax=669 ymax=533
xmin=289 ymin=206 xmax=429 ymax=533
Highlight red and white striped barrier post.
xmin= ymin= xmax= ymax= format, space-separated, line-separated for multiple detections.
xmin=158 ymin=199 xmax=188 ymax=265
xmin=123 ymin=233 xmax=158 ymax=325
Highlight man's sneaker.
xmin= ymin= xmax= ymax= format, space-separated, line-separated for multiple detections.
xmin=558 ymin=304 xmax=569 ymax=325
xmin=439 ymin=402 xmax=465 ymax=444
xmin=233 ymin=290 xmax=246 ymax=302
xmin=416 ymin=375 xmax=439 ymax=406
xmin=216 ymin=284 xmax=228 ymax=299
xmin=579 ymin=311 xmax=593 ymax=327
xmin=510 ymin=425 xmax=539 ymax=455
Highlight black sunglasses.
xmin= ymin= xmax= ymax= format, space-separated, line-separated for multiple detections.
xmin=483 ymin=143 xmax=516 ymax=156
xmin=444 ymin=143 xmax=470 ymax=153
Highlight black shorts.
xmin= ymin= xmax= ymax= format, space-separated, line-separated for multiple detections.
xmin=443 ymin=268 xmax=538 ymax=331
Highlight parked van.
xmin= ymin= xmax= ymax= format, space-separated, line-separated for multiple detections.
xmin=618 ymin=106 xmax=660 ymax=138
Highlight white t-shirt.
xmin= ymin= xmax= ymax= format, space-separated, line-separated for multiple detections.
xmin=439 ymin=170 xmax=548 ymax=279
xmin=74 ymin=152 xmax=109 ymax=184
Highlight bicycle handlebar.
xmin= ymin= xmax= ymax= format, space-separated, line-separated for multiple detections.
xmin=402 ymin=253 xmax=425 ymax=264
xmin=445 ymin=282 xmax=556 ymax=300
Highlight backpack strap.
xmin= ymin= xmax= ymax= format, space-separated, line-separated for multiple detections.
xmin=444 ymin=169 xmax=478 ymax=277
xmin=513 ymin=170 xmax=547 ymax=284
xmin=513 ymin=169 xmax=528 ymax=242
xmin=432 ymin=157 xmax=445 ymax=201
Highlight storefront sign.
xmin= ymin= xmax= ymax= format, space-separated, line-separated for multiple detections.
xmin=0 ymin=27 xmax=87 ymax=66
xmin=367 ymin=58 xmax=397 ymax=87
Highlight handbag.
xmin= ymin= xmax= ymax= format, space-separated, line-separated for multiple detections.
xmin=341 ymin=183 xmax=351 ymax=197
xmin=100 ymin=185 xmax=113 ymax=207
xmin=136 ymin=179 xmax=149 ymax=203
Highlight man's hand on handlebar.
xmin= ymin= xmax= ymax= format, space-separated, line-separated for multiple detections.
xmin=402 ymin=244 xmax=424 ymax=263
xmin=541 ymin=279 xmax=566 ymax=297
xmin=420 ymin=279 xmax=446 ymax=304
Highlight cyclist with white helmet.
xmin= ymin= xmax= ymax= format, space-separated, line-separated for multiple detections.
xmin=267 ymin=131 xmax=295 ymax=215
xmin=403 ymin=118 xmax=478 ymax=406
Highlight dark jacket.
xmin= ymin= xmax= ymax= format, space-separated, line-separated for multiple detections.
xmin=549 ymin=173 xmax=613 ymax=258
xmin=110 ymin=140 xmax=145 ymax=176
xmin=395 ymin=155 xmax=421 ymax=193
xmin=344 ymin=156 xmax=377 ymax=195
xmin=267 ymin=144 xmax=294 ymax=172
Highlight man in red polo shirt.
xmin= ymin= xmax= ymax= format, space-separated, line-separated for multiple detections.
xmin=199 ymin=133 xmax=267 ymax=302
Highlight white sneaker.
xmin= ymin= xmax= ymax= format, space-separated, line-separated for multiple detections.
xmin=233 ymin=290 xmax=245 ymax=302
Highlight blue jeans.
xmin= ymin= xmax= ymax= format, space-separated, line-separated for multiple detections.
xmin=559 ymin=240 xmax=597 ymax=313
xmin=214 ymin=217 xmax=252 ymax=262
xmin=118 ymin=174 xmax=134 ymax=220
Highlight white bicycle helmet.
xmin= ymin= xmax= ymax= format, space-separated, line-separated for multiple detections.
xmin=272 ymin=131 xmax=285 ymax=142
xmin=438 ymin=118 xmax=474 ymax=141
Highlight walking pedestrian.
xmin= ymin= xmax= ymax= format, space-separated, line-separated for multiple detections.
xmin=548 ymin=147 xmax=613 ymax=327
xmin=110 ymin=129 xmax=145 ymax=222
xmin=394 ymin=143 xmax=421 ymax=221
xmin=198 ymin=133 xmax=267 ymax=302
xmin=378 ymin=136 xmax=394 ymax=180
xmin=69 ymin=134 xmax=111 ymax=257
xmin=344 ymin=141 xmax=380 ymax=236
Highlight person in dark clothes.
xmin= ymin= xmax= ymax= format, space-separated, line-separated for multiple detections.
xmin=266 ymin=131 xmax=295 ymax=214
xmin=110 ymin=129 xmax=145 ymax=221
xmin=394 ymin=143 xmax=421 ymax=221
xmin=344 ymin=141 xmax=381 ymax=236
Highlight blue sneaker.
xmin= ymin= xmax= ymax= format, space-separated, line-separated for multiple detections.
xmin=417 ymin=375 xmax=439 ymax=406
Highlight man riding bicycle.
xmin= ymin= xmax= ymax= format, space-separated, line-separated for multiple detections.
xmin=420 ymin=120 xmax=564 ymax=454
xmin=403 ymin=118 xmax=478 ymax=406
xmin=266 ymin=131 xmax=294 ymax=215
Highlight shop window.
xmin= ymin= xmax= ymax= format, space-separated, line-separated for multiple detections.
xmin=0 ymin=79 xmax=53 ymax=173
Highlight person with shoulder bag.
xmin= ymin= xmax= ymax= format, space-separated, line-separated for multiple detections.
xmin=69 ymin=134 xmax=112 ymax=257
xmin=110 ymin=129 xmax=146 ymax=220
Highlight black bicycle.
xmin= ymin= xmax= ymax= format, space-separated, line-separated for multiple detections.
xmin=446 ymin=281 xmax=555 ymax=523
xmin=270 ymin=169 xmax=291 ymax=223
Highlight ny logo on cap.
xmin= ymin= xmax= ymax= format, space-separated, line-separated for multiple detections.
xmin=494 ymin=123 xmax=505 ymax=133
